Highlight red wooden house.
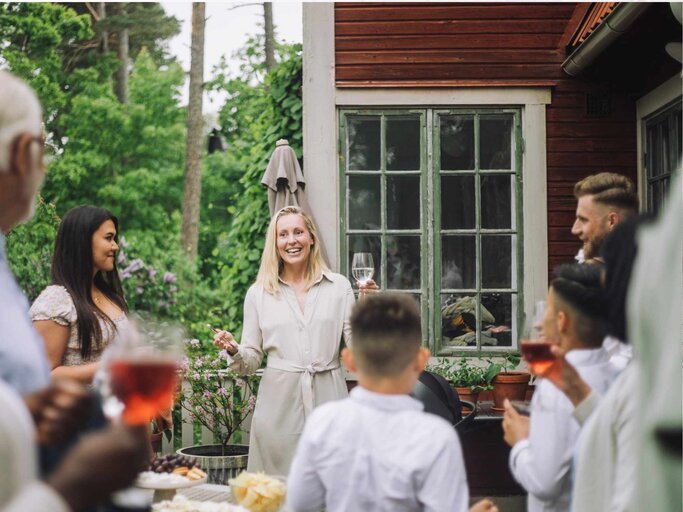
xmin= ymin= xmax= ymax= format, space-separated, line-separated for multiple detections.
xmin=302 ymin=2 xmax=682 ymax=357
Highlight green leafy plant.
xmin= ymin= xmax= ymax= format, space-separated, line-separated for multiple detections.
xmin=178 ymin=338 xmax=260 ymax=447
xmin=427 ymin=358 xmax=492 ymax=392
xmin=484 ymin=354 xmax=522 ymax=382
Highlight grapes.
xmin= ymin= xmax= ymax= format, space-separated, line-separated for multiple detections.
xmin=149 ymin=454 xmax=200 ymax=473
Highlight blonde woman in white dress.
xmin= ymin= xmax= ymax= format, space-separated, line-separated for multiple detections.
xmin=214 ymin=206 xmax=377 ymax=475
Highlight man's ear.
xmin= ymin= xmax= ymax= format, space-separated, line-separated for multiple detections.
xmin=10 ymin=133 xmax=35 ymax=178
xmin=557 ymin=310 xmax=570 ymax=335
xmin=414 ymin=346 xmax=431 ymax=373
xmin=341 ymin=347 xmax=357 ymax=373
xmin=607 ymin=210 xmax=620 ymax=230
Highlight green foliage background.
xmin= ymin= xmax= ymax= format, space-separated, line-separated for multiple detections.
xmin=1 ymin=2 xmax=303 ymax=341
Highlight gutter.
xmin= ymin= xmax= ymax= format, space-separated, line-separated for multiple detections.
xmin=562 ymin=3 xmax=652 ymax=77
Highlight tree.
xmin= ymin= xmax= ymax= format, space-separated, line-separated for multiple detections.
xmin=115 ymin=2 xmax=129 ymax=103
xmin=263 ymin=2 xmax=275 ymax=72
xmin=180 ymin=2 xmax=206 ymax=260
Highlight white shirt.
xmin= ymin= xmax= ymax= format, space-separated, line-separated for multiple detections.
xmin=509 ymin=347 xmax=620 ymax=512
xmin=601 ymin=335 xmax=632 ymax=372
xmin=570 ymin=365 xmax=638 ymax=512
xmin=0 ymin=234 xmax=51 ymax=396
xmin=0 ymin=379 xmax=70 ymax=512
xmin=286 ymin=386 xmax=469 ymax=512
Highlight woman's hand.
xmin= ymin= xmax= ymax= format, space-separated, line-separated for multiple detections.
xmin=213 ymin=330 xmax=239 ymax=356
xmin=358 ymin=279 xmax=380 ymax=299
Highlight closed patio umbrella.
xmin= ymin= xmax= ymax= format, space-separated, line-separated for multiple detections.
xmin=262 ymin=139 xmax=329 ymax=263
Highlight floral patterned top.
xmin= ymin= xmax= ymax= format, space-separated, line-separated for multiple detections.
xmin=29 ymin=285 xmax=127 ymax=367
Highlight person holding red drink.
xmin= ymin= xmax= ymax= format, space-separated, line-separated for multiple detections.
xmin=502 ymin=264 xmax=619 ymax=512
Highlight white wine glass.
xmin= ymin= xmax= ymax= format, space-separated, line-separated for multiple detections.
xmin=351 ymin=252 xmax=375 ymax=287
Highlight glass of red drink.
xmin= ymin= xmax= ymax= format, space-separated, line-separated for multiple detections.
xmin=520 ymin=300 xmax=556 ymax=374
xmin=103 ymin=317 xmax=183 ymax=425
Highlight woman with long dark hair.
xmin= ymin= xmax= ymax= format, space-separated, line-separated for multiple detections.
xmin=30 ymin=205 xmax=128 ymax=384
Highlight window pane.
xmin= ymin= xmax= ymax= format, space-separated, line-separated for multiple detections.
xmin=387 ymin=175 xmax=420 ymax=229
xmin=348 ymin=175 xmax=380 ymax=230
xmin=441 ymin=235 xmax=475 ymax=289
xmin=348 ymin=117 xmax=380 ymax=170
xmin=386 ymin=235 xmax=421 ymax=290
xmin=480 ymin=116 xmax=513 ymax=169
xmin=440 ymin=116 xmax=474 ymax=170
xmin=481 ymin=293 xmax=513 ymax=347
xmin=441 ymin=293 xmax=478 ymax=347
xmin=481 ymin=174 xmax=513 ymax=229
xmin=347 ymin=235 xmax=381 ymax=288
xmin=387 ymin=117 xmax=420 ymax=170
xmin=481 ymin=235 xmax=512 ymax=288
xmin=441 ymin=175 xmax=475 ymax=229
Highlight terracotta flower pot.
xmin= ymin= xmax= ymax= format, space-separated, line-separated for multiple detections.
xmin=492 ymin=372 xmax=530 ymax=410
xmin=454 ymin=386 xmax=480 ymax=406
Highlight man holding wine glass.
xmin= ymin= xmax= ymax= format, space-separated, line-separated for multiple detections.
xmin=502 ymin=264 xmax=619 ymax=512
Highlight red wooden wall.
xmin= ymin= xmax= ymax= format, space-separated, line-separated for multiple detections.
xmin=333 ymin=2 xmax=642 ymax=271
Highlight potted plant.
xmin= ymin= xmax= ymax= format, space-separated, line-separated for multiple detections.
xmin=485 ymin=354 xmax=530 ymax=410
xmin=176 ymin=338 xmax=260 ymax=484
xmin=426 ymin=358 xmax=491 ymax=409
xmin=449 ymin=358 xmax=492 ymax=406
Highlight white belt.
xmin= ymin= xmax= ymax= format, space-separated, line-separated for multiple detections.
xmin=266 ymin=357 xmax=340 ymax=416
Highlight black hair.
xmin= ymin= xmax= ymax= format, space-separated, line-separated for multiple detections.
xmin=551 ymin=263 xmax=606 ymax=347
xmin=350 ymin=293 xmax=422 ymax=377
xmin=51 ymin=205 xmax=128 ymax=358
xmin=600 ymin=215 xmax=651 ymax=343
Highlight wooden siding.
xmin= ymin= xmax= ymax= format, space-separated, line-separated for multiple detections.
xmin=333 ymin=2 xmax=664 ymax=271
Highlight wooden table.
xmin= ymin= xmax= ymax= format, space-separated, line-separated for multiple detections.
xmin=459 ymin=401 xmax=527 ymax=496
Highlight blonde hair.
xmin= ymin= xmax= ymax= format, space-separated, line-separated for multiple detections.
xmin=256 ymin=206 xmax=329 ymax=295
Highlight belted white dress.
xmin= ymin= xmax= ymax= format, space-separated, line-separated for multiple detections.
xmin=227 ymin=271 xmax=355 ymax=475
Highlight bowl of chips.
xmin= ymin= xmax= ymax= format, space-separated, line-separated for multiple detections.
xmin=228 ymin=471 xmax=286 ymax=512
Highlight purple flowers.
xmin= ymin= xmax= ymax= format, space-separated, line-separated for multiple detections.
xmin=163 ymin=271 xmax=177 ymax=284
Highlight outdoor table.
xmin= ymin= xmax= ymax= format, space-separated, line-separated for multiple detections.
xmin=460 ymin=401 xmax=528 ymax=497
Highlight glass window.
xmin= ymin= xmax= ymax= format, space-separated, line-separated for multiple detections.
xmin=341 ymin=109 xmax=522 ymax=354
xmin=645 ymin=99 xmax=682 ymax=215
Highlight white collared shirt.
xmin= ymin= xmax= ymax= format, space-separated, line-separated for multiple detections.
xmin=286 ymin=386 xmax=469 ymax=512
xmin=509 ymin=347 xmax=620 ymax=512
xmin=0 ymin=234 xmax=50 ymax=396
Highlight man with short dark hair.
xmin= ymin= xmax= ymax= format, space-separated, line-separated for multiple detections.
xmin=571 ymin=172 xmax=638 ymax=263
xmin=502 ymin=264 xmax=620 ymax=512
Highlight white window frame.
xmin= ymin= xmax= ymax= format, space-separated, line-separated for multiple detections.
xmin=636 ymin=73 xmax=683 ymax=210
xmin=303 ymin=3 xmax=550 ymax=349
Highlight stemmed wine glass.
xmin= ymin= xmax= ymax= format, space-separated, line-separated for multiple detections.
xmin=520 ymin=301 xmax=555 ymax=374
xmin=351 ymin=252 xmax=374 ymax=287
xmin=99 ymin=316 xmax=183 ymax=426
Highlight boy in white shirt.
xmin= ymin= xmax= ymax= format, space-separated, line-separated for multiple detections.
xmin=502 ymin=264 xmax=620 ymax=511
xmin=286 ymin=293 xmax=497 ymax=512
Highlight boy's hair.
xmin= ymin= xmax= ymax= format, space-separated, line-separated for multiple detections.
xmin=573 ymin=172 xmax=638 ymax=214
xmin=551 ymin=263 xmax=606 ymax=347
xmin=350 ymin=293 xmax=422 ymax=377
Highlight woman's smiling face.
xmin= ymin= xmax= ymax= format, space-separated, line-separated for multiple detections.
xmin=91 ymin=219 xmax=118 ymax=273
xmin=276 ymin=213 xmax=313 ymax=269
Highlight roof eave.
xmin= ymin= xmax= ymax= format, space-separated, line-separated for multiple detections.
xmin=562 ymin=3 xmax=652 ymax=77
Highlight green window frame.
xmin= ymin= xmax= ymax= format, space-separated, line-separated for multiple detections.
xmin=339 ymin=108 xmax=523 ymax=356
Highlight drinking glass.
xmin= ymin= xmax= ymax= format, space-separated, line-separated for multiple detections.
xmin=520 ymin=301 xmax=555 ymax=375
xmin=101 ymin=316 xmax=183 ymax=425
xmin=351 ymin=252 xmax=375 ymax=286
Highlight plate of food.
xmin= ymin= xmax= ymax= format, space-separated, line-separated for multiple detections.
xmin=136 ymin=454 xmax=208 ymax=502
